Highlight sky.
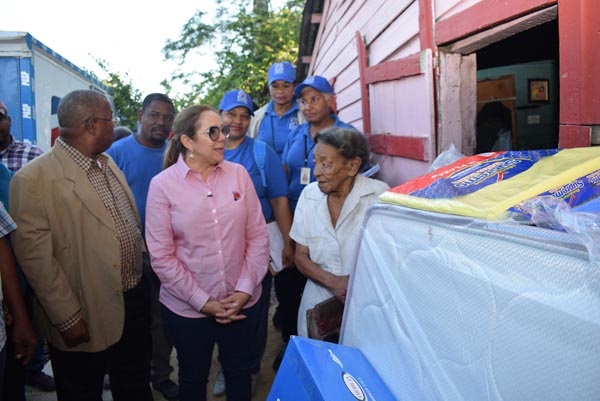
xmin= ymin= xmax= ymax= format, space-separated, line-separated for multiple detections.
xmin=3 ymin=0 xmax=219 ymax=97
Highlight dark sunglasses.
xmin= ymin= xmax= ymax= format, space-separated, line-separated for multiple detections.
xmin=204 ymin=125 xmax=231 ymax=141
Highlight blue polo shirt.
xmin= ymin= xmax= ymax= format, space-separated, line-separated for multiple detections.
xmin=256 ymin=100 xmax=302 ymax=159
xmin=0 ymin=163 xmax=13 ymax=211
xmin=282 ymin=115 xmax=355 ymax=212
xmin=106 ymin=134 xmax=167 ymax=236
xmin=224 ymin=137 xmax=288 ymax=221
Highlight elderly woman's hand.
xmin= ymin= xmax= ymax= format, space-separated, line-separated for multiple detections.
xmin=329 ymin=274 xmax=350 ymax=303
xmin=282 ymin=240 xmax=295 ymax=268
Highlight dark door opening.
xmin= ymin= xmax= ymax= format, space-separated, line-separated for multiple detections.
xmin=476 ymin=21 xmax=559 ymax=151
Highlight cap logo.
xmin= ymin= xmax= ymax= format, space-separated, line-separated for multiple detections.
xmin=237 ymin=91 xmax=249 ymax=105
xmin=274 ymin=63 xmax=284 ymax=74
xmin=305 ymin=76 xmax=315 ymax=84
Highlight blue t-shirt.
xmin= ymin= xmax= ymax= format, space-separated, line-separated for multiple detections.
xmin=224 ymin=137 xmax=288 ymax=221
xmin=0 ymin=163 xmax=28 ymax=292
xmin=256 ymin=100 xmax=302 ymax=159
xmin=106 ymin=135 xmax=166 ymax=236
xmin=282 ymin=115 xmax=355 ymax=212
xmin=0 ymin=163 xmax=13 ymax=211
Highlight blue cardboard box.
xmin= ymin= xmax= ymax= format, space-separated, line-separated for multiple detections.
xmin=267 ymin=336 xmax=397 ymax=401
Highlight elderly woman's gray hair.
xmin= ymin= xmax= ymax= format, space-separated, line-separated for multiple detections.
xmin=314 ymin=127 xmax=370 ymax=171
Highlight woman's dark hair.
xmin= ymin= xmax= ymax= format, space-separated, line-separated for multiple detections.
xmin=163 ymin=105 xmax=213 ymax=169
xmin=314 ymin=127 xmax=370 ymax=171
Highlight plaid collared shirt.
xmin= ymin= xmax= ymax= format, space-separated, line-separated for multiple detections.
xmin=0 ymin=135 xmax=44 ymax=172
xmin=0 ymin=202 xmax=16 ymax=238
xmin=0 ymin=203 xmax=17 ymax=340
xmin=55 ymin=138 xmax=143 ymax=332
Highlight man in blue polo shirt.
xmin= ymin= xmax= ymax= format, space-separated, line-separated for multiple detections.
xmin=107 ymin=93 xmax=179 ymax=401
xmin=283 ymin=75 xmax=355 ymax=212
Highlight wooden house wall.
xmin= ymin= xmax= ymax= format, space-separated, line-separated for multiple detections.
xmin=307 ymin=0 xmax=598 ymax=184
xmin=369 ymin=72 xmax=435 ymax=184
xmin=305 ymin=0 xmax=494 ymax=186
xmin=308 ymin=0 xmax=435 ymax=185
xmin=435 ymin=0 xmax=483 ymax=21
xmin=367 ymin=1 xmax=420 ymax=65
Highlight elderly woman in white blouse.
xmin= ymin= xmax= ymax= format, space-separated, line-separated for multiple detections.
xmin=289 ymin=126 xmax=389 ymax=338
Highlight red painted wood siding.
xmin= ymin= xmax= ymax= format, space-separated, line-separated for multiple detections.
xmin=356 ymin=32 xmax=430 ymax=162
xmin=559 ymin=125 xmax=591 ymax=148
xmin=419 ymin=0 xmax=435 ymax=50
xmin=558 ymin=0 xmax=600 ymax=125
xmin=364 ymin=54 xmax=422 ymax=84
xmin=435 ymin=0 xmax=557 ymax=45
xmin=356 ymin=31 xmax=371 ymax=134
xmin=368 ymin=134 xmax=428 ymax=161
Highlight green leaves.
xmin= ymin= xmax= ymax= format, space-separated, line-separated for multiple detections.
xmin=164 ymin=0 xmax=304 ymax=108
xmin=163 ymin=10 xmax=216 ymax=63
xmin=96 ymin=58 xmax=143 ymax=130
xmin=96 ymin=0 xmax=304 ymax=123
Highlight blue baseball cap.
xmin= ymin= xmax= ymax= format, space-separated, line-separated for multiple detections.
xmin=268 ymin=62 xmax=296 ymax=85
xmin=219 ymin=89 xmax=254 ymax=116
xmin=293 ymin=76 xmax=333 ymax=98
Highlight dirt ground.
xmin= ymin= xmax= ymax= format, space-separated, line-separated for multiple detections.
xmin=26 ymin=291 xmax=285 ymax=401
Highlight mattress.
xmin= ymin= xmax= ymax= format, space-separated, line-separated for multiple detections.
xmin=380 ymin=147 xmax=600 ymax=220
xmin=341 ymin=203 xmax=600 ymax=401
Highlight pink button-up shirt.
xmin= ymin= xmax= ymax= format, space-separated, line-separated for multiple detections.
xmin=145 ymin=155 xmax=269 ymax=318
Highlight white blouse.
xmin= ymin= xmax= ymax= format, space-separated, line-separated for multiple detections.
xmin=290 ymin=174 xmax=389 ymax=337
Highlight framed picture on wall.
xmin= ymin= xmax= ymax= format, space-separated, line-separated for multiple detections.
xmin=528 ymin=79 xmax=549 ymax=103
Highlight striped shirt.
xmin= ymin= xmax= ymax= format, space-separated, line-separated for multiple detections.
xmin=0 ymin=135 xmax=44 ymax=172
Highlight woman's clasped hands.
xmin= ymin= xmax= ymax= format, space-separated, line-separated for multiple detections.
xmin=202 ymin=291 xmax=252 ymax=324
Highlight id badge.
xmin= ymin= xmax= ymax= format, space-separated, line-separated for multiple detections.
xmin=300 ymin=167 xmax=311 ymax=185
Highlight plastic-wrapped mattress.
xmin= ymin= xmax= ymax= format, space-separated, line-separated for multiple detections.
xmin=341 ymin=203 xmax=600 ymax=401
xmin=380 ymin=148 xmax=600 ymax=220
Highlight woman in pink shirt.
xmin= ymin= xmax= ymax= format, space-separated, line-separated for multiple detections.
xmin=145 ymin=105 xmax=269 ymax=401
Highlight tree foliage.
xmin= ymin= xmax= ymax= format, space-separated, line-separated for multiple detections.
xmin=96 ymin=58 xmax=143 ymax=130
xmin=163 ymin=0 xmax=304 ymax=109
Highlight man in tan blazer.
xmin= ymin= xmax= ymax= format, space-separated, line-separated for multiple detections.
xmin=9 ymin=90 xmax=153 ymax=401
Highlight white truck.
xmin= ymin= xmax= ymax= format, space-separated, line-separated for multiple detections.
xmin=0 ymin=31 xmax=113 ymax=151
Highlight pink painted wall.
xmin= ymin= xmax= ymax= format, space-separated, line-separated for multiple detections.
xmin=306 ymin=0 xmax=595 ymax=185
xmin=368 ymin=64 xmax=436 ymax=186
xmin=307 ymin=0 xmax=434 ymax=185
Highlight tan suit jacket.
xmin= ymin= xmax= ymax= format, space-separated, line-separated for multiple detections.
xmin=9 ymin=143 xmax=142 ymax=352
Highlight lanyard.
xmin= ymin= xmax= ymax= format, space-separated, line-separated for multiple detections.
xmin=304 ymin=133 xmax=314 ymax=167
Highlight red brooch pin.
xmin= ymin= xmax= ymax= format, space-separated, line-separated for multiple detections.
xmin=232 ymin=191 xmax=241 ymax=201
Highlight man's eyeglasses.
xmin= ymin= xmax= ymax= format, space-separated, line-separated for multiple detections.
xmin=204 ymin=125 xmax=231 ymax=141
xmin=82 ymin=116 xmax=120 ymax=126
